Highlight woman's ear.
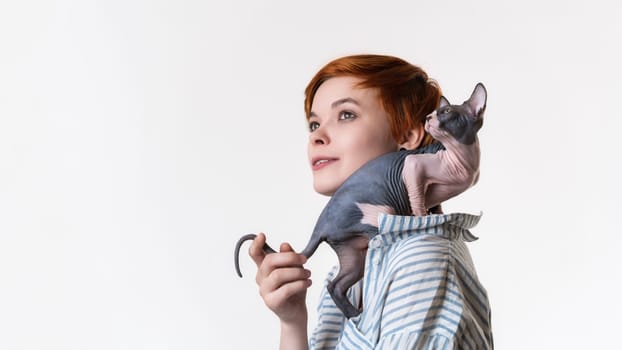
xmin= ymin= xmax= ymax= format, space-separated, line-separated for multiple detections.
xmin=398 ymin=124 xmax=425 ymax=150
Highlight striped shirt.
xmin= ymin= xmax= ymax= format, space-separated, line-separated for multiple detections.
xmin=309 ymin=212 xmax=493 ymax=350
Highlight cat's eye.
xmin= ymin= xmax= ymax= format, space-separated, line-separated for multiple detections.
xmin=443 ymin=107 xmax=451 ymax=114
xmin=309 ymin=121 xmax=320 ymax=132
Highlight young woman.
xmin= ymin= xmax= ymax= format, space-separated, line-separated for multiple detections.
xmin=249 ymin=55 xmax=493 ymax=349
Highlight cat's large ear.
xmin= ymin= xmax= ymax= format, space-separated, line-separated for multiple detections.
xmin=465 ymin=83 xmax=487 ymax=118
xmin=439 ymin=96 xmax=450 ymax=109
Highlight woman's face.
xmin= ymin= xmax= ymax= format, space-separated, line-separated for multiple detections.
xmin=308 ymin=76 xmax=399 ymax=196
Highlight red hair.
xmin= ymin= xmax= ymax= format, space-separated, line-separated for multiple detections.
xmin=304 ymin=54 xmax=441 ymax=146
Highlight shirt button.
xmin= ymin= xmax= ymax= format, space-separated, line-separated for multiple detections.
xmin=372 ymin=256 xmax=382 ymax=265
xmin=370 ymin=240 xmax=381 ymax=249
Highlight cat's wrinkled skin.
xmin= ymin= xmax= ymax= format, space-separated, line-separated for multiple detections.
xmin=234 ymin=83 xmax=487 ymax=319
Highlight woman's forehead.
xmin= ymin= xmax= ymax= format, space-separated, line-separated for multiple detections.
xmin=312 ymin=77 xmax=378 ymax=108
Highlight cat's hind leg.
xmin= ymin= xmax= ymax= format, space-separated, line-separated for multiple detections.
xmin=326 ymin=235 xmax=368 ymax=318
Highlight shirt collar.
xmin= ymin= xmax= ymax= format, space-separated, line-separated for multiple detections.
xmin=368 ymin=212 xmax=482 ymax=249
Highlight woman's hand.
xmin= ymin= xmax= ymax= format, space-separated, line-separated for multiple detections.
xmin=249 ymin=233 xmax=312 ymax=325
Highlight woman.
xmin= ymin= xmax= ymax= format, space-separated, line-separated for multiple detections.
xmin=249 ymin=54 xmax=493 ymax=349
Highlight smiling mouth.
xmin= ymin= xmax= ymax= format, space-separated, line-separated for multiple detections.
xmin=312 ymin=158 xmax=337 ymax=170
xmin=314 ymin=159 xmax=330 ymax=166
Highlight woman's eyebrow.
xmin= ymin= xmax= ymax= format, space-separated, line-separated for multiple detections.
xmin=331 ymin=97 xmax=360 ymax=109
xmin=309 ymin=97 xmax=360 ymax=118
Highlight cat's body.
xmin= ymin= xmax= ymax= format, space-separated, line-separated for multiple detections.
xmin=234 ymin=83 xmax=487 ymax=318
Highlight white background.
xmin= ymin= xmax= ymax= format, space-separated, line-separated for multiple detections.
xmin=1 ymin=0 xmax=621 ymax=349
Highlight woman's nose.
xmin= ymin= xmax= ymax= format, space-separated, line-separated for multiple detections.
xmin=310 ymin=127 xmax=328 ymax=145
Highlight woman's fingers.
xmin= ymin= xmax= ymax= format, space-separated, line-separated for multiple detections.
xmin=250 ymin=235 xmax=310 ymax=303
xmin=262 ymin=279 xmax=312 ymax=311
xmin=259 ymin=266 xmax=311 ymax=294
xmin=248 ymin=237 xmax=311 ymax=321
xmin=280 ymin=242 xmax=293 ymax=253
xmin=257 ymin=251 xmax=306 ymax=282
xmin=248 ymin=232 xmax=267 ymax=267
xmin=259 ymin=266 xmax=312 ymax=312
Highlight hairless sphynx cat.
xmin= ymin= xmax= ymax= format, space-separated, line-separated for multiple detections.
xmin=234 ymin=83 xmax=487 ymax=318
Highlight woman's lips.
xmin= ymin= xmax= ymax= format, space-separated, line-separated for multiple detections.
xmin=311 ymin=158 xmax=338 ymax=171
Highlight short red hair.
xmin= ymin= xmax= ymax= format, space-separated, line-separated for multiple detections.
xmin=304 ymin=54 xmax=441 ymax=146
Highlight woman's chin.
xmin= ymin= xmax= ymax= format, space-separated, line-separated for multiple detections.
xmin=313 ymin=181 xmax=339 ymax=197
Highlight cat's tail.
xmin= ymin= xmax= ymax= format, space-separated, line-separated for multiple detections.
xmin=234 ymin=234 xmax=277 ymax=278
xmin=300 ymin=234 xmax=323 ymax=260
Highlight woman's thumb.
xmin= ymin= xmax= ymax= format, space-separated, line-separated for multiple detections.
xmin=279 ymin=242 xmax=293 ymax=252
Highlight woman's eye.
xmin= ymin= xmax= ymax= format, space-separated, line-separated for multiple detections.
xmin=309 ymin=121 xmax=320 ymax=132
xmin=339 ymin=111 xmax=356 ymax=120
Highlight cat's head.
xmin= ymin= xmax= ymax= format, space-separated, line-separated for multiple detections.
xmin=425 ymin=83 xmax=487 ymax=145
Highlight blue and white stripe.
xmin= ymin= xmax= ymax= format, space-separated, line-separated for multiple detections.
xmin=309 ymin=212 xmax=493 ymax=350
